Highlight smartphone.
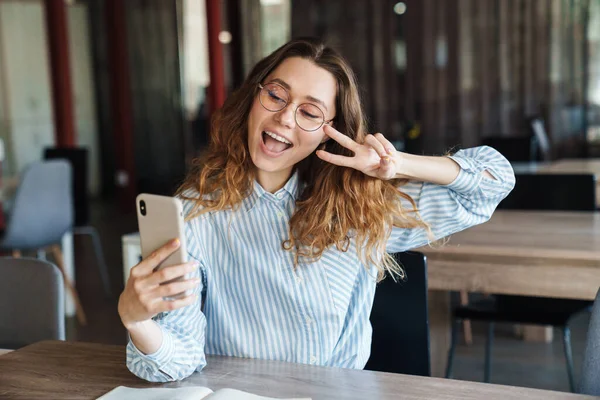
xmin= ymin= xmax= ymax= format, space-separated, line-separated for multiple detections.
xmin=136 ymin=193 xmax=189 ymax=300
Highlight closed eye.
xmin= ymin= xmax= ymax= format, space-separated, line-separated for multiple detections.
xmin=268 ymin=90 xmax=286 ymax=104
xmin=300 ymin=109 xmax=319 ymax=119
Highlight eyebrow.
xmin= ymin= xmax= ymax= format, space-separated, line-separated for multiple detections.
xmin=270 ymin=78 xmax=329 ymax=112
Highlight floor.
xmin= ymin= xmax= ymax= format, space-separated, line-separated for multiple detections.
xmin=66 ymin=198 xmax=590 ymax=393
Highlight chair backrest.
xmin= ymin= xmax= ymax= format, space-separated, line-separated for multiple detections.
xmin=1 ymin=160 xmax=73 ymax=250
xmin=365 ymin=251 xmax=430 ymax=376
xmin=498 ymin=173 xmax=597 ymax=211
xmin=482 ymin=136 xmax=537 ymax=162
xmin=0 ymin=257 xmax=65 ymax=349
xmin=527 ymin=116 xmax=551 ymax=161
xmin=44 ymin=147 xmax=89 ymax=226
xmin=580 ymin=288 xmax=600 ymax=395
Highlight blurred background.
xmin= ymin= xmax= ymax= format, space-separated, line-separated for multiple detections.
xmin=1 ymin=0 xmax=600 ymax=393
xmin=1 ymin=0 xmax=599 ymax=198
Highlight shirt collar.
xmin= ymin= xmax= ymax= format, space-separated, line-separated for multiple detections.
xmin=242 ymin=170 xmax=300 ymax=212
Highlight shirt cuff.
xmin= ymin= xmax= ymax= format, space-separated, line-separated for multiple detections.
xmin=444 ymin=155 xmax=483 ymax=195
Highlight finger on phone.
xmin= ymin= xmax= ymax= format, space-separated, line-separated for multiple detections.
xmin=154 ymin=277 xmax=200 ymax=299
xmin=144 ymin=260 xmax=199 ymax=287
xmin=158 ymin=293 xmax=198 ymax=312
xmin=134 ymin=238 xmax=181 ymax=276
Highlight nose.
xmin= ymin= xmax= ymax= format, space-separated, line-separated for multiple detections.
xmin=274 ymin=103 xmax=296 ymax=129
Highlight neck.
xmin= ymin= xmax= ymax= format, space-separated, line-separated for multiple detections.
xmin=256 ymin=168 xmax=293 ymax=193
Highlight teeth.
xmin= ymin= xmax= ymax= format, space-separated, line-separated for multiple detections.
xmin=264 ymin=131 xmax=292 ymax=145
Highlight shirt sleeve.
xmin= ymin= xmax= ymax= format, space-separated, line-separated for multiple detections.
xmin=126 ymin=196 xmax=209 ymax=382
xmin=386 ymin=145 xmax=515 ymax=253
xmin=125 ymin=259 xmax=207 ymax=382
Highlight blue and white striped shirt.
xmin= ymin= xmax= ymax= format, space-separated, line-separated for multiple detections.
xmin=126 ymin=146 xmax=515 ymax=382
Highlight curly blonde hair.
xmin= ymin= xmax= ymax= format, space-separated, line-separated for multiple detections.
xmin=177 ymin=38 xmax=429 ymax=281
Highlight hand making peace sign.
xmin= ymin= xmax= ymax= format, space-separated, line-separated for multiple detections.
xmin=316 ymin=125 xmax=401 ymax=180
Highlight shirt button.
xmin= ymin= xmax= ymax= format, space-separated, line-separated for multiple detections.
xmin=305 ymin=316 xmax=312 ymax=324
xmin=295 ymin=275 xmax=302 ymax=284
xmin=276 ymin=211 xmax=284 ymax=218
xmin=275 ymin=192 xmax=283 ymax=199
xmin=309 ymin=355 xmax=317 ymax=364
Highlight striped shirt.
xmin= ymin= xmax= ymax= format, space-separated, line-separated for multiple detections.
xmin=126 ymin=145 xmax=515 ymax=382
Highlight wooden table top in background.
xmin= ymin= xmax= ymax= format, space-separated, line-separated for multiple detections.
xmin=541 ymin=159 xmax=600 ymax=175
xmin=423 ymin=210 xmax=600 ymax=263
xmin=512 ymin=159 xmax=600 ymax=175
xmin=0 ymin=341 xmax=594 ymax=400
xmin=421 ymin=210 xmax=600 ymax=300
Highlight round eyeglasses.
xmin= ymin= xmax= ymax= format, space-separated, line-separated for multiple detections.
xmin=257 ymin=83 xmax=334 ymax=132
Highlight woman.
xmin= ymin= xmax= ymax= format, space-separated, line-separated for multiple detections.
xmin=119 ymin=38 xmax=515 ymax=382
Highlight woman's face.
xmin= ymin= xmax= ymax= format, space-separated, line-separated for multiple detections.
xmin=247 ymin=57 xmax=337 ymax=190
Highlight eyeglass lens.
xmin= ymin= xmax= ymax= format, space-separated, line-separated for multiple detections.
xmin=259 ymin=83 xmax=325 ymax=131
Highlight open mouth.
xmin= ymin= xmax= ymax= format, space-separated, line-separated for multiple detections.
xmin=261 ymin=130 xmax=293 ymax=154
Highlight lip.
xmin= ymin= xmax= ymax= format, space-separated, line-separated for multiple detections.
xmin=259 ymin=127 xmax=294 ymax=158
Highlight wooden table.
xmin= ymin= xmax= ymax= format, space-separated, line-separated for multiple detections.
xmin=0 ymin=341 xmax=594 ymax=400
xmin=420 ymin=210 xmax=600 ymax=377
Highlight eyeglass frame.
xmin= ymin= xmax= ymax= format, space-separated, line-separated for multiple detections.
xmin=257 ymin=83 xmax=335 ymax=132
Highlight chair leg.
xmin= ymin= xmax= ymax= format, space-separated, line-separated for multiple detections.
xmin=50 ymin=245 xmax=87 ymax=326
xmin=484 ymin=322 xmax=494 ymax=383
xmin=445 ymin=318 xmax=461 ymax=379
xmin=74 ymin=226 xmax=112 ymax=298
xmin=12 ymin=250 xmax=21 ymax=258
xmin=562 ymin=325 xmax=576 ymax=392
xmin=459 ymin=291 xmax=473 ymax=345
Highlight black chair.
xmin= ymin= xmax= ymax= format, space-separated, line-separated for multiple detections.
xmin=527 ymin=116 xmax=551 ymax=162
xmin=483 ymin=116 xmax=551 ymax=163
xmin=446 ymin=173 xmax=597 ymax=391
xmin=365 ymin=251 xmax=430 ymax=376
xmin=44 ymin=147 xmax=112 ymax=298
xmin=498 ymin=173 xmax=597 ymax=211
xmin=580 ymin=288 xmax=600 ymax=395
xmin=482 ymin=136 xmax=538 ymax=162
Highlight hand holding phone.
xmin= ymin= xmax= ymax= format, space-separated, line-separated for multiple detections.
xmin=117 ymin=194 xmax=200 ymax=329
xmin=118 ymin=239 xmax=200 ymax=329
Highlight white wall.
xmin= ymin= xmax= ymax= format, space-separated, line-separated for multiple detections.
xmin=0 ymin=1 xmax=100 ymax=196
xmin=0 ymin=1 xmax=54 ymax=178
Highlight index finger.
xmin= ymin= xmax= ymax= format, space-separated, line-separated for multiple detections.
xmin=132 ymin=238 xmax=181 ymax=277
xmin=324 ymin=125 xmax=359 ymax=152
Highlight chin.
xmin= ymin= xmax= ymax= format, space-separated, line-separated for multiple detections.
xmin=250 ymin=152 xmax=288 ymax=173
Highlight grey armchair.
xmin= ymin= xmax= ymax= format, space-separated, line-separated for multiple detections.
xmin=580 ymin=288 xmax=600 ymax=395
xmin=0 ymin=257 xmax=65 ymax=349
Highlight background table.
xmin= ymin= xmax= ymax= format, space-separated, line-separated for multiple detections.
xmin=0 ymin=341 xmax=594 ymax=400
xmin=420 ymin=210 xmax=600 ymax=376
